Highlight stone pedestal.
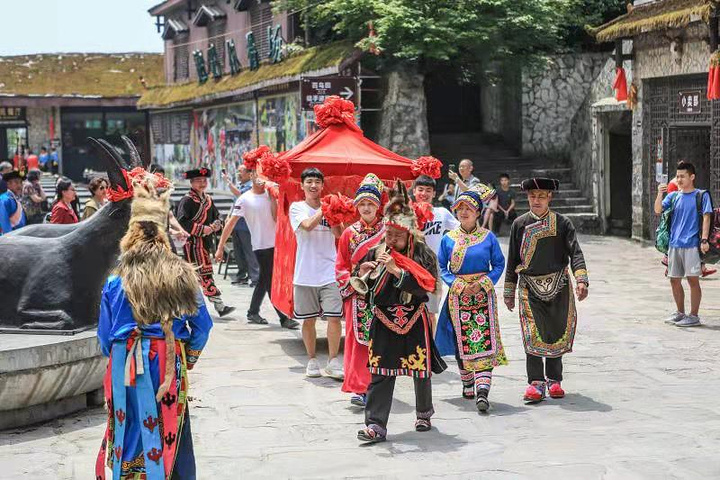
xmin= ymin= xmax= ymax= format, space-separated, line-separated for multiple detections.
xmin=0 ymin=330 xmax=105 ymax=430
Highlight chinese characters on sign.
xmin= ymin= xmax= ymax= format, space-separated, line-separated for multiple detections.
xmin=300 ymin=77 xmax=357 ymax=111
xmin=0 ymin=107 xmax=25 ymax=122
xmin=678 ymin=90 xmax=701 ymax=114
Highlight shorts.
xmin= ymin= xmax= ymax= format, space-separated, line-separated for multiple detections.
xmin=667 ymin=247 xmax=702 ymax=278
xmin=293 ymin=283 xmax=343 ymax=320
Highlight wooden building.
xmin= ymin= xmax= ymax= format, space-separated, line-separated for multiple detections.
xmin=0 ymin=53 xmax=162 ymax=180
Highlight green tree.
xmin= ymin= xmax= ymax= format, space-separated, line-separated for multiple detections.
xmin=278 ymin=0 xmax=571 ymax=156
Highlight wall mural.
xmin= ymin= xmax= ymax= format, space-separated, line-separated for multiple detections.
xmin=258 ymin=93 xmax=303 ymax=153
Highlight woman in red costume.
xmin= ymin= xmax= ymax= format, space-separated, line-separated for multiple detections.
xmin=335 ymin=174 xmax=385 ymax=407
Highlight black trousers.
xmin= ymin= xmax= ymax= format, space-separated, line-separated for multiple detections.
xmin=492 ymin=209 xmax=518 ymax=234
xmin=249 ymin=248 xmax=288 ymax=322
xmin=526 ymin=354 xmax=563 ymax=383
xmin=365 ymin=374 xmax=433 ymax=433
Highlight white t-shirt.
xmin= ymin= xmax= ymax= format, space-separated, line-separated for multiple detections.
xmin=230 ymin=190 xmax=276 ymax=251
xmin=422 ymin=206 xmax=460 ymax=255
xmin=289 ymin=201 xmax=337 ymax=287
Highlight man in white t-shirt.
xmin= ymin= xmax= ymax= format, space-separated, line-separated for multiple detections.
xmin=413 ymin=175 xmax=460 ymax=326
xmin=215 ymin=170 xmax=299 ymax=330
xmin=289 ymin=168 xmax=345 ymax=380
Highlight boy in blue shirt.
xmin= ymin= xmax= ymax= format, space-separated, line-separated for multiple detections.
xmin=655 ymin=161 xmax=714 ymax=327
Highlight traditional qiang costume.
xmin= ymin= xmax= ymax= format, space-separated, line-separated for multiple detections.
xmin=177 ymin=167 xmax=234 ymax=317
xmin=335 ymin=174 xmax=385 ymax=407
xmin=96 ymin=169 xmax=213 ymax=480
xmin=435 ymin=184 xmax=507 ymax=412
xmin=356 ymin=181 xmax=445 ymax=443
xmin=504 ymin=178 xmax=589 ymax=403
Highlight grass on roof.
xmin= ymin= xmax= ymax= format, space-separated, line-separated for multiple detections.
xmin=590 ymin=0 xmax=715 ymax=42
xmin=138 ymin=42 xmax=355 ymax=109
xmin=0 ymin=53 xmax=164 ymax=97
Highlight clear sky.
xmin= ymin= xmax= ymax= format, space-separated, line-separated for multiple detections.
xmin=0 ymin=0 xmax=164 ymax=56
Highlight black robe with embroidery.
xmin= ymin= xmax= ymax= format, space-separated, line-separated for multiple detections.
xmin=176 ymin=189 xmax=223 ymax=298
xmin=356 ymin=240 xmax=442 ymax=378
xmin=504 ymin=211 xmax=588 ymax=358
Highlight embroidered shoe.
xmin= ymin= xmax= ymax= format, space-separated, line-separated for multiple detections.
xmin=357 ymin=425 xmax=386 ymax=444
xmin=547 ymin=380 xmax=565 ymax=399
xmin=523 ymin=382 xmax=546 ymax=403
xmin=350 ymin=393 xmax=367 ymax=407
xmin=216 ymin=305 xmax=236 ymax=318
xmin=415 ymin=418 xmax=432 ymax=432
xmin=476 ymin=389 xmax=490 ymax=412
xmin=664 ymin=311 xmax=685 ymax=325
xmin=462 ymin=382 xmax=475 ymax=399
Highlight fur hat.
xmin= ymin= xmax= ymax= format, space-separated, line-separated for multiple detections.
xmin=127 ymin=170 xmax=173 ymax=228
xmin=384 ymin=180 xmax=418 ymax=233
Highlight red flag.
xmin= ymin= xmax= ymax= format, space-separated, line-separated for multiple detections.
xmin=613 ymin=67 xmax=628 ymax=101
xmin=49 ymin=116 xmax=55 ymax=140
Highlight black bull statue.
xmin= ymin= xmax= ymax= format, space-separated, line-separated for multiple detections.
xmin=0 ymin=137 xmax=148 ymax=332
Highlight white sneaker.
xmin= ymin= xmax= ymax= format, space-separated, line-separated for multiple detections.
xmin=664 ymin=311 xmax=685 ymax=325
xmin=306 ymin=358 xmax=321 ymax=378
xmin=324 ymin=357 xmax=345 ymax=380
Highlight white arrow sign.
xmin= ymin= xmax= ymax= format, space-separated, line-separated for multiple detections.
xmin=340 ymin=86 xmax=354 ymax=100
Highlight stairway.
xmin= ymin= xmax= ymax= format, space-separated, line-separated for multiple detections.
xmin=430 ymin=133 xmax=601 ymax=233
xmin=39 ymin=175 xmax=236 ymax=217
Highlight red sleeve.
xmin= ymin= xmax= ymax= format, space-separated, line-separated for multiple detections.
xmin=335 ymin=227 xmax=354 ymax=299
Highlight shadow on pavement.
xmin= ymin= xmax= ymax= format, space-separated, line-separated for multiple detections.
xmin=558 ymin=393 xmax=613 ymax=413
xmin=364 ymin=428 xmax=467 ymax=454
xmin=442 ymin=396 xmax=530 ymax=417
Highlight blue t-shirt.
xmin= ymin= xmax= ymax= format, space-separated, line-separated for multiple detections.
xmin=662 ymin=190 xmax=713 ymax=248
xmin=0 ymin=191 xmax=25 ymax=233
xmin=38 ymin=153 xmax=49 ymax=165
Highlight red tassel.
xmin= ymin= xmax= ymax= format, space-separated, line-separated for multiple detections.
xmin=613 ymin=67 xmax=628 ymax=102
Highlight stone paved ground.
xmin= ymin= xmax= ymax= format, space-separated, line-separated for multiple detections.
xmin=1 ymin=235 xmax=720 ymax=479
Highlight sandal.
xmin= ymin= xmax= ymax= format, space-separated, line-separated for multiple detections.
xmin=414 ymin=418 xmax=432 ymax=432
xmin=357 ymin=427 xmax=386 ymax=444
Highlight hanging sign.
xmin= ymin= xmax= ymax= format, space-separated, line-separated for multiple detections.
xmin=301 ymin=77 xmax=357 ymax=111
xmin=0 ymin=107 xmax=25 ymax=123
xmin=678 ymin=90 xmax=701 ymax=114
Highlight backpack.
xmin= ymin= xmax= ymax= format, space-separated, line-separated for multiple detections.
xmin=655 ymin=194 xmax=678 ymax=254
xmin=696 ymin=190 xmax=720 ymax=264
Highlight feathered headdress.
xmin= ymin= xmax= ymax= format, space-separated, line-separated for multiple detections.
xmin=116 ymin=168 xmax=201 ymax=402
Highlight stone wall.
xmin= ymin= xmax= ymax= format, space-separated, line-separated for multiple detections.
xmin=522 ymin=53 xmax=607 ymax=159
xmin=481 ymin=63 xmax=522 ymax=147
xmin=26 ymin=106 xmax=59 ymax=152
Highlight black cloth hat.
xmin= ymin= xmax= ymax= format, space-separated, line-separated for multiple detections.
xmin=184 ymin=167 xmax=212 ymax=179
xmin=520 ymin=177 xmax=560 ymax=192
xmin=2 ymin=170 xmax=24 ymax=182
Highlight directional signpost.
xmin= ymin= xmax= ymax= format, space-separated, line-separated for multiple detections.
xmin=301 ymin=77 xmax=358 ymax=111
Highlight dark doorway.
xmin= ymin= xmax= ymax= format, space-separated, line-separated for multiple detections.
xmin=425 ymin=72 xmax=481 ymax=134
xmin=604 ymin=110 xmax=633 ymax=237
xmin=608 ymin=131 xmax=632 ymax=236
xmin=668 ymin=127 xmax=711 ymax=190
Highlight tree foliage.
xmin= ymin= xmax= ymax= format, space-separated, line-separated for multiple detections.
xmin=558 ymin=0 xmax=627 ymax=50
xmin=277 ymin=0 xmax=572 ymax=73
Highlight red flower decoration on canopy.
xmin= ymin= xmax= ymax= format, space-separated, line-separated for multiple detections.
xmin=259 ymin=153 xmax=292 ymax=183
xmin=411 ymin=156 xmax=443 ymax=179
xmin=412 ymin=201 xmax=435 ymax=231
xmin=314 ymin=95 xmax=360 ymax=132
xmin=242 ymin=145 xmax=272 ymax=170
xmin=321 ymin=193 xmax=356 ymax=227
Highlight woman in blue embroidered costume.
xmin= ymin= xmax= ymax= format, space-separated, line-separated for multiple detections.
xmin=95 ymin=168 xmax=213 ymax=480
xmin=436 ymin=184 xmax=507 ymax=412
xmin=335 ymin=174 xmax=385 ymax=408
xmin=355 ymin=180 xmax=445 ymax=444
xmin=504 ymin=178 xmax=589 ymax=404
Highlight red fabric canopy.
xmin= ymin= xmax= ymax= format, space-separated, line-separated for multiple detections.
xmin=271 ymin=122 xmax=416 ymax=318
